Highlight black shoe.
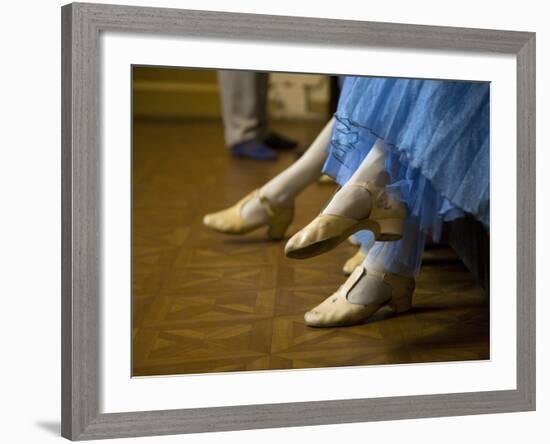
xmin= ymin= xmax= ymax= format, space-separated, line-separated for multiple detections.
xmin=264 ymin=132 xmax=298 ymax=150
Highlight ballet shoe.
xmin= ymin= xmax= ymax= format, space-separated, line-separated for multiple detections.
xmin=285 ymin=181 xmax=407 ymax=259
xmin=203 ymin=189 xmax=293 ymax=240
xmin=342 ymin=249 xmax=367 ymax=275
xmin=304 ymin=266 xmax=415 ymax=328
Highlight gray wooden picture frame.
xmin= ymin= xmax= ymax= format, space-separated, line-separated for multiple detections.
xmin=61 ymin=2 xmax=536 ymax=440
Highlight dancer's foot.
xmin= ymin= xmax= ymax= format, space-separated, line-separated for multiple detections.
xmin=342 ymin=248 xmax=367 ymax=275
xmin=285 ymin=181 xmax=406 ymax=259
xmin=203 ymin=190 xmax=293 ymax=240
xmin=264 ymin=132 xmax=298 ymax=150
xmin=230 ymin=140 xmax=277 ymax=161
xmin=304 ymin=265 xmax=415 ymax=328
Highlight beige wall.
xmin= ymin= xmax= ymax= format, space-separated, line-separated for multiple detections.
xmin=268 ymin=73 xmax=330 ymax=120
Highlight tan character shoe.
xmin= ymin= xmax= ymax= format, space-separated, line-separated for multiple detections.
xmin=304 ymin=266 xmax=415 ymax=328
xmin=342 ymin=248 xmax=367 ymax=275
xmin=203 ymin=189 xmax=294 ymax=240
xmin=285 ymin=181 xmax=407 ymax=259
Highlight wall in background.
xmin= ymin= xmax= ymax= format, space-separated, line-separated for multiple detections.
xmin=268 ymin=73 xmax=329 ymax=120
xmin=133 ymin=66 xmax=330 ymax=120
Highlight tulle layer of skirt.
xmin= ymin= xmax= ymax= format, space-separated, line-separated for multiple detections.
xmin=323 ymin=76 xmax=490 ymax=274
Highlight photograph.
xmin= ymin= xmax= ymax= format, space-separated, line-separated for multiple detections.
xmin=2 ymin=0 xmax=542 ymax=442
xmin=131 ymin=67 xmax=490 ymax=377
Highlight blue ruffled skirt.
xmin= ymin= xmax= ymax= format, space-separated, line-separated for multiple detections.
xmin=323 ymin=76 xmax=490 ymax=274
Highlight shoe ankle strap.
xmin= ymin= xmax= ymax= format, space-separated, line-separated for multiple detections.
xmin=257 ymin=192 xmax=276 ymax=217
xmin=346 ymin=181 xmax=385 ymax=199
xmin=341 ymin=265 xmax=366 ymax=295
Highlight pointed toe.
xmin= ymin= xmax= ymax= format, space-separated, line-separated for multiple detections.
xmin=284 ymin=215 xmax=356 ymax=259
xmin=284 ymin=237 xmax=295 ymax=252
xmin=202 ymin=214 xmax=213 ymax=226
xmin=304 ymin=310 xmax=321 ymax=326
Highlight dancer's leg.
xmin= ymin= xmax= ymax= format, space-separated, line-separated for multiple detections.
xmin=203 ymin=117 xmax=335 ymax=235
xmin=322 ymin=140 xmax=387 ymax=220
xmin=346 ymin=220 xmax=425 ymax=304
xmin=262 ymin=117 xmax=335 ymax=205
xmin=363 ymin=222 xmax=426 ymax=276
xmin=285 ymin=139 xmax=407 ymax=259
xmin=239 ymin=117 xmax=335 ymax=224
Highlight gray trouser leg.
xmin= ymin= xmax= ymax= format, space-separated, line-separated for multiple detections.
xmin=217 ymin=70 xmax=269 ymax=147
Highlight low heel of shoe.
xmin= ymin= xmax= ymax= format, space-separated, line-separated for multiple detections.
xmin=376 ymin=218 xmax=404 ymax=241
xmin=266 ymin=209 xmax=293 ymax=240
xmin=388 ymin=290 xmax=413 ymax=313
xmin=267 ymin=221 xmax=289 ymax=240
xmin=260 ymin=197 xmax=294 ymax=240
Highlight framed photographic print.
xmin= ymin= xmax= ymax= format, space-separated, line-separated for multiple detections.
xmin=61 ymin=2 xmax=536 ymax=440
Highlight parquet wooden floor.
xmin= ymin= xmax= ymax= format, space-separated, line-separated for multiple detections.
xmin=132 ymin=119 xmax=489 ymax=377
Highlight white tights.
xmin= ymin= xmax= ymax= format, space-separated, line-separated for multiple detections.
xmin=322 ymin=140 xmax=388 ymax=220
xmin=240 ymin=117 xmax=335 ymax=224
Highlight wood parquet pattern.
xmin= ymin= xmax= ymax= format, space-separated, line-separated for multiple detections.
xmin=132 ymin=119 xmax=489 ymax=377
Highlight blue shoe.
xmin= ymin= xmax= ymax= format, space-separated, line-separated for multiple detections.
xmin=230 ymin=140 xmax=277 ymax=161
